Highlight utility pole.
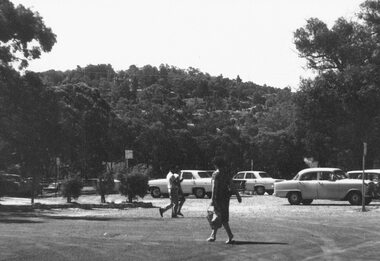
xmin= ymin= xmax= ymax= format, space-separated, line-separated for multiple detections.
xmin=362 ymin=142 xmax=367 ymax=212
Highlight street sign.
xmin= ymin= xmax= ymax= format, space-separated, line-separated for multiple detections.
xmin=125 ymin=150 xmax=133 ymax=160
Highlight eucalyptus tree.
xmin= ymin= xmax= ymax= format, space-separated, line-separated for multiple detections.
xmin=294 ymin=0 xmax=380 ymax=168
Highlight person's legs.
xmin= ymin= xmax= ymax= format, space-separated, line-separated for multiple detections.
xmin=172 ymin=198 xmax=179 ymax=217
xmin=159 ymin=202 xmax=173 ymax=216
xmin=207 ymin=228 xmax=217 ymax=242
xmin=177 ymin=196 xmax=185 ymax=216
xmin=222 ymin=222 xmax=234 ymax=244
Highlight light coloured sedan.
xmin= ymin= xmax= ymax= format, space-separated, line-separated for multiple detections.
xmin=232 ymin=171 xmax=283 ymax=195
xmin=274 ymin=168 xmax=373 ymax=205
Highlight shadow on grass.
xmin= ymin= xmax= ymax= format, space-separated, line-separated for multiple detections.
xmin=281 ymin=203 xmax=380 ymax=206
xmin=0 ymin=211 xmax=120 ymax=222
xmin=231 ymin=240 xmax=288 ymax=245
xmin=0 ymin=219 xmax=43 ymax=224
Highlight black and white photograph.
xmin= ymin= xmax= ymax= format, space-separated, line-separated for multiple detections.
xmin=1 ymin=0 xmax=380 ymax=260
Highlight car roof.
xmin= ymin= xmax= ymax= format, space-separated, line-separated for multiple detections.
xmin=237 ymin=171 xmax=266 ymax=173
xmin=0 ymin=173 xmax=21 ymax=178
xmin=181 ymin=170 xmax=214 ymax=172
xmin=298 ymin=168 xmax=342 ymax=174
xmin=347 ymin=169 xmax=380 ymax=174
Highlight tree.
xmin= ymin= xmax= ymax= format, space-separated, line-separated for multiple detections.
xmin=0 ymin=0 xmax=56 ymax=69
xmin=294 ymin=1 xmax=380 ymax=168
xmin=0 ymin=70 xmax=61 ymax=203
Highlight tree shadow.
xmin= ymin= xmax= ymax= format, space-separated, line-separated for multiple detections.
xmin=0 ymin=210 xmax=119 ymax=222
xmin=0 ymin=219 xmax=43 ymax=224
xmin=231 ymin=240 xmax=288 ymax=245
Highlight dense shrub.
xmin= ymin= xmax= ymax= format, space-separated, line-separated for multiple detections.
xmin=62 ymin=177 xmax=83 ymax=203
xmin=118 ymin=169 xmax=149 ymax=203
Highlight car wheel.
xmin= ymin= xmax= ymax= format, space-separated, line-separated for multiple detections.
xmin=255 ymin=186 xmax=265 ymax=195
xmin=365 ymin=198 xmax=372 ymax=205
xmin=151 ymin=187 xmax=161 ymax=198
xmin=301 ymin=199 xmax=313 ymax=205
xmin=348 ymin=191 xmax=362 ymax=205
xmin=288 ymin=192 xmax=302 ymax=205
xmin=206 ymin=192 xmax=212 ymax=199
xmin=194 ymin=188 xmax=205 ymax=198
xmin=267 ymin=191 xmax=274 ymax=195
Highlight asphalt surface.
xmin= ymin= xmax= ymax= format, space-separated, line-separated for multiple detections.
xmin=1 ymin=194 xmax=380 ymax=260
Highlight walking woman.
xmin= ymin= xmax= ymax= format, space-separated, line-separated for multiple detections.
xmin=207 ymin=157 xmax=242 ymax=244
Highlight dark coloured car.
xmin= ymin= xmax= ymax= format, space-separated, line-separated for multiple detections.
xmin=0 ymin=173 xmax=42 ymax=197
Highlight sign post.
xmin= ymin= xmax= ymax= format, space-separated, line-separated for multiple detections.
xmin=362 ymin=142 xmax=367 ymax=212
xmin=55 ymin=157 xmax=60 ymax=197
xmin=125 ymin=150 xmax=133 ymax=170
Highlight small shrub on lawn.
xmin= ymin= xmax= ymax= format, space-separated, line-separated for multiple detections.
xmin=118 ymin=170 xmax=149 ymax=203
xmin=62 ymin=177 xmax=83 ymax=203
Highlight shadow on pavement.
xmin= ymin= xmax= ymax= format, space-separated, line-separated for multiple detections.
xmin=232 ymin=240 xmax=288 ymax=245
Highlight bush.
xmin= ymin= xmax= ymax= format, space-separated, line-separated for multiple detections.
xmin=118 ymin=170 xmax=149 ymax=203
xmin=62 ymin=177 xmax=83 ymax=203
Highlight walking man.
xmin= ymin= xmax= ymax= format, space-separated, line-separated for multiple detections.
xmin=159 ymin=166 xmax=180 ymax=218
xmin=176 ymin=169 xmax=186 ymax=217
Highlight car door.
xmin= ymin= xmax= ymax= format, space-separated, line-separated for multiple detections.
xmin=180 ymin=172 xmax=195 ymax=194
xmin=317 ymin=171 xmax=340 ymax=199
xmin=232 ymin=172 xmax=246 ymax=190
xmin=245 ymin=172 xmax=256 ymax=191
xmin=298 ymin=171 xmax=318 ymax=199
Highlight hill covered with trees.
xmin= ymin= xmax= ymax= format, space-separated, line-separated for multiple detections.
xmin=2 ymin=0 xmax=380 ymax=185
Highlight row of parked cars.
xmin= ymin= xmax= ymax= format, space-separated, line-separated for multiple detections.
xmin=147 ymin=169 xmax=283 ymax=198
xmin=147 ymin=168 xmax=380 ymax=206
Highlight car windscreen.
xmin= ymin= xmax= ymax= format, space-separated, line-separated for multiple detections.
xmin=258 ymin=172 xmax=271 ymax=178
xmin=198 ymin=171 xmax=213 ymax=178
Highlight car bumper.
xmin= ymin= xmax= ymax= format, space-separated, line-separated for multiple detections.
xmin=273 ymin=190 xmax=288 ymax=198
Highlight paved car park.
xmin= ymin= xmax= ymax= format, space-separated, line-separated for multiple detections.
xmin=1 ymin=194 xmax=380 ymax=260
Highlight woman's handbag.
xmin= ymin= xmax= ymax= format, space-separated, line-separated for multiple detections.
xmin=206 ymin=206 xmax=222 ymax=229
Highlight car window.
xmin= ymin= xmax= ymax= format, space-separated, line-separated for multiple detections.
xmin=182 ymin=172 xmax=194 ymax=179
xmin=246 ymin=173 xmax=256 ymax=179
xmin=258 ymin=172 xmax=270 ymax=178
xmin=300 ymin=172 xmax=317 ymax=181
xmin=333 ymin=171 xmax=347 ymax=180
xmin=319 ymin=172 xmax=331 ymax=181
xmin=198 ymin=171 xmax=213 ymax=178
xmin=234 ymin=173 xmax=245 ymax=179
xmin=348 ymin=172 xmax=360 ymax=179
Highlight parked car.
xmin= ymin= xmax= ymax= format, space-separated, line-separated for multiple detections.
xmin=82 ymin=178 xmax=121 ymax=194
xmin=347 ymin=170 xmax=380 ymax=198
xmin=346 ymin=169 xmax=380 ymax=181
xmin=232 ymin=171 xmax=283 ymax=195
xmin=274 ymin=168 xmax=373 ymax=205
xmin=148 ymin=170 xmax=214 ymax=198
xmin=0 ymin=173 xmax=42 ymax=197
xmin=43 ymin=181 xmax=64 ymax=194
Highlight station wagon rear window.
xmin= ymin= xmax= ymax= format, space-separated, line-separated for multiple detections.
xmin=198 ymin=171 xmax=213 ymax=178
xmin=258 ymin=172 xmax=270 ymax=178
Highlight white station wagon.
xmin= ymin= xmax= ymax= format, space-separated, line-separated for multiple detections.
xmin=148 ymin=170 xmax=214 ymax=198
xmin=274 ymin=168 xmax=373 ymax=205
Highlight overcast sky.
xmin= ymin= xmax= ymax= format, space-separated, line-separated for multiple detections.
xmin=13 ymin=0 xmax=364 ymax=89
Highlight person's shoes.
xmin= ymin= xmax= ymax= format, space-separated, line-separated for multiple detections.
xmin=225 ymin=235 xmax=234 ymax=244
xmin=177 ymin=212 xmax=184 ymax=217
xmin=171 ymin=215 xmax=178 ymax=218
xmin=159 ymin=208 xmax=163 ymax=217
xmin=206 ymin=237 xmax=216 ymax=242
